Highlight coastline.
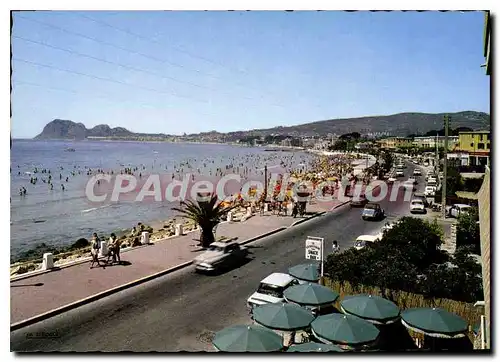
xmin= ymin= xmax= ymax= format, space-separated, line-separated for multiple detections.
xmin=10 ymin=150 xmax=375 ymax=276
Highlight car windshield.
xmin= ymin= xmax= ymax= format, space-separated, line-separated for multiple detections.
xmin=355 ymin=240 xmax=366 ymax=247
xmin=412 ymin=200 xmax=423 ymax=205
xmin=364 ymin=204 xmax=378 ymax=210
xmin=256 ymin=283 xmax=285 ymax=298
xmin=208 ymin=245 xmax=224 ymax=252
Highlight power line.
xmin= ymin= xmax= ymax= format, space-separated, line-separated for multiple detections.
xmin=77 ymin=13 xmax=251 ymax=77
xmin=13 ymin=79 xmax=168 ymax=111
xmin=13 ymin=35 xmax=211 ymax=91
xmin=14 ymin=14 xmax=282 ymax=106
xmin=12 ymin=35 xmax=277 ymax=107
xmin=12 ymin=57 xmax=208 ymax=103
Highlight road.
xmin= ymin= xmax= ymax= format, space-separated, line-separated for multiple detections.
xmin=11 ymin=163 xmax=424 ymax=352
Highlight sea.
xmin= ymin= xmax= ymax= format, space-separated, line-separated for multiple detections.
xmin=10 ymin=140 xmax=314 ymax=259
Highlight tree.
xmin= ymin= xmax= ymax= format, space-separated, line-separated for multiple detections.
xmin=381 ymin=151 xmax=393 ymax=173
xmin=379 ymin=217 xmax=444 ymax=271
xmin=456 ymin=207 xmax=480 ymax=252
xmin=171 ymin=194 xmax=237 ymax=248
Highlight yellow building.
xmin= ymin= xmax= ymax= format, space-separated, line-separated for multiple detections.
xmin=377 ymin=137 xmax=413 ymax=150
xmin=455 ymin=131 xmax=490 ymax=166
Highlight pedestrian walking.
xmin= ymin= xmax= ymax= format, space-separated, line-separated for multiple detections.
xmin=90 ymin=233 xmax=102 ymax=268
xmin=108 ymin=233 xmax=121 ymax=264
xmin=332 ymin=240 xmax=340 ymax=254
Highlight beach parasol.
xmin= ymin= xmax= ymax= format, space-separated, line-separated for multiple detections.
xmin=284 ymin=283 xmax=339 ymax=307
xmin=311 ymin=313 xmax=380 ymax=347
xmin=288 ymin=264 xmax=320 ymax=282
xmin=401 ymin=307 xmax=468 ymax=338
xmin=252 ymin=303 xmax=315 ymax=331
xmin=340 ymin=294 xmax=400 ymax=325
xmin=212 ymin=325 xmax=283 ymax=352
xmin=287 ymin=342 xmax=344 ymax=352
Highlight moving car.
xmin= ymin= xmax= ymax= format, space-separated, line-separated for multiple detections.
xmin=447 ymin=204 xmax=472 ymax=218
xmin=193 ymin=241 xmax=248 ymax=272
xmin=247 ymin=273 xmax=300 ymax=310
xmin=413 ymin=169 xmax=422 ymax=176
xmin=403 ymin=181 xmax=416 ymax=192
xmin=354 ymin=234 xmax=380 ymax=250
xmin=350 ymin=194 xmax=368 ymax=208
xmin=387 ymin=175 xmax=397 ymax=183
xmin=362 ymin=203 xmax=385 ymax=221
xmin=424 ymin=186 xmax=436 ymax=197
xmin=407 ymin=177 xmax=417 ymax=185
xmin=413 ymin=193 xmax=430 ymax=207
xmin=410 ymin=199 xmax=426 ymax=214
xmin=395 ymin=169 xmax=404 ymax=177
xmin=427 ymin=177 xmax=437 ymax=186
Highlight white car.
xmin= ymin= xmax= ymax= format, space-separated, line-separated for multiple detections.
xmin=247 ymin=273 xmax=299 ymax=310
xmin=395 ymin=169 xmax=404 ymax=177
xmin=424 ymin=186 xmax=436 ymax=197
xmin=413 ymin=169 xmax=422 ymax=176
xmin=354 ymin=235 xmax=380 ymax=250
xmin=427 ymin=177 xmax=437 ymax=186
xmin=410 ymin=199 xmax=426 ymax=214
xmin=447 ymin=204 xmax=472 ymax=218
xmin=407 ymin=177 xmax=417 ymax=184
xmin=388 ymin=176 xmax=397 ymax=183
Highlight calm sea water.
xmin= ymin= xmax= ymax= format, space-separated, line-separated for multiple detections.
xmin=10 ymin=140 xmax=312 ymax=258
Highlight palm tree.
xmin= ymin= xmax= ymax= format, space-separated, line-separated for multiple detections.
xmin=171 ymin=193 xmax=239 ymax=248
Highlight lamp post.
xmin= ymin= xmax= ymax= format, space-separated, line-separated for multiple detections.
xmin=264 ymin=165 xmax=268 ymax=200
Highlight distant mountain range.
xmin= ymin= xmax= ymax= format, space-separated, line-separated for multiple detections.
xmin=33 ymin=111 xmax=490 ymax=140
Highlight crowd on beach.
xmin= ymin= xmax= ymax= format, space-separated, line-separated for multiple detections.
xmin=10 ymin=150 xmax=376 ymax=274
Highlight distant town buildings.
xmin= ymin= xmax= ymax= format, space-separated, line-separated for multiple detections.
xmin=449 ymin=130 xmax=491 ymax=167
xmin=412 ymin=135 xmax=458 ymax=150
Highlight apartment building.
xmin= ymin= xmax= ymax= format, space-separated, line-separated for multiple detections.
xmin=455 ymin=131 xmax=490 ymax=167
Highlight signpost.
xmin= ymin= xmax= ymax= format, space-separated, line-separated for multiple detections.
xmin=305 ymin=236 xmax=325 ymax=277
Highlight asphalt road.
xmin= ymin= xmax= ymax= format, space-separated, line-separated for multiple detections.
xmin=11 ymin=163 xmax=424 ymax=352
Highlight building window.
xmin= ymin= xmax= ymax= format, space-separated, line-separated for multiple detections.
xmin=487 ymin=134 xmax=491 ymax=141
xmin=480 ymin=134 xmax=484 ymax=141
xmin=478 ymin=143 xmax=485 ymax=149
xmin=470 ymin=143 xmax=474 ymax=148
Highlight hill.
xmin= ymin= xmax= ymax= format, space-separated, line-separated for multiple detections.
xmin=33 ymin=111 xmax=490 ymax=141
xmin=220 ymin=111 xmax=490 ymax=139
xmin=33 ymin=119 xmax=165 ymax=140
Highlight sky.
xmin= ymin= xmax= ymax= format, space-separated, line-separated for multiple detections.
xmin=11 ymin=10 xmax=490 ymax=138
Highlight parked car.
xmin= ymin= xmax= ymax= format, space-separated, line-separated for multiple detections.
xmin=351 ymin=194 xmax=368 ymax=207
xmin=354 ymin=234 xmax=380 ymax=250
xmin=193 ymin=241 xmax=248 ymax=272
xmin=447 ymin=204 xmax=472 ymax=218
xmin=362 ymin=203 xmax=385 ymax=221
xmin=247 ymin=273 xmax=300 ymax=310
xmin=424 ymin=186 xmax=436 ymax=197
xmin=395 ymin=169 xmax=404 ymax=177
xmin=388 ymin=175 xmax=397 ymax=183
xmin=413 ymin=169 xmax=422 ymax=176
xmin=410 ymin=199 xmax=427 ymax=214
xmin=427 ymin=177 xmax=437 ymax=186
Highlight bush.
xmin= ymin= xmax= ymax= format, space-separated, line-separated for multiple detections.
xmin=325 ymin=217 xmax=482 ymax=303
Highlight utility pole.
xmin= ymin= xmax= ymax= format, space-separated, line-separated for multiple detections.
xmin=264 ymin=165 xmax=268 ymax=200
xmin=441 ymin=115 xmax=450 ymax=219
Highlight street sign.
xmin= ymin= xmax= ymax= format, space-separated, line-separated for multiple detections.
xmin=305 ymin=236 xmax=325 ymax=277
xmin=305 ymin=237 xmax=323 ymax=261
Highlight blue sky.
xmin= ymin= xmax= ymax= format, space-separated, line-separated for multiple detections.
xmin=11 ymin=11 xmax=490 ymax=138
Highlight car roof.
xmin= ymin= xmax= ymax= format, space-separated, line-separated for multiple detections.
xmin=356 ymin=235 xmax=379 ymax=242
xmin=211 ymin=241 xmax=237 ymax=248
xmin=260 ymin=273 xmax=295 ymax=286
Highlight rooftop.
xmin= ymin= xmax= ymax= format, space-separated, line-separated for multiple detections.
xmin=261 ymin=272 xmax=295 ymax=286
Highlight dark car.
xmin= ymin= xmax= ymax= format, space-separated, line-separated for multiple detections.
xmin=362 ymin=203 xmax=385 ymax=221
xmin=350 ymin=194 xmax=368 ymax=208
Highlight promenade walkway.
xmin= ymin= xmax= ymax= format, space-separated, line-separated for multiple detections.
xmin=11 ymin=199 xmax=345 ymax=326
